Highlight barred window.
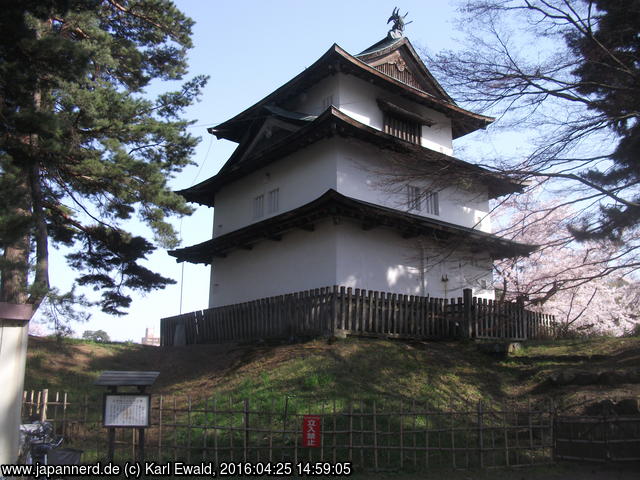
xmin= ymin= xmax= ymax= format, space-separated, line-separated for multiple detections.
xmin=267 ymin=188 xmax=279 ymax=214
xmin=407 ymin=187 xmax=439 ymax=215
xmin=253 ymin=194 xmax=264 ymax=219
xmin=384 ymin=113 xmax=421 ymax=144
xmin=424 ymin=191 xmax=439 ymax=215
xmin=407 ymin=185 xmax=421 ymax=211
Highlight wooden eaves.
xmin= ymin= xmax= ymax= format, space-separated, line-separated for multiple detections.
xmin=168 ymin=189 xmax=536 ymax=265
xmin=178 ymin=107 xmax=522 ymax=207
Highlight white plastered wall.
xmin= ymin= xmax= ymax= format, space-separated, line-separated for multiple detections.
xmin=335 ymin=74 xmax=453 ymax=155
xmin=208 ymin=218 xmax=494 ymax=307
xmin=209 ymin=219 xmax=338 ymax=307
xmin=335 ymin=139 xmax=492 ymax=232
xmin=212 ymin=139 xmax=339 ymax=237
xmin=287 ymin=75 xmax=340 ymax=115
xmin=287 ymin=73 xmax=453 ymax=155
xmin=335 ymin=222 xmax=494 ymax=299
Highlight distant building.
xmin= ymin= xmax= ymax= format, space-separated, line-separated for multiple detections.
xmin=141 ymin=327 xmax=160 ymax=346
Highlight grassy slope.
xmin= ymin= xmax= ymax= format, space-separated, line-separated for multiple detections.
xmin=24 ymin=335 xmax=640 ymax=411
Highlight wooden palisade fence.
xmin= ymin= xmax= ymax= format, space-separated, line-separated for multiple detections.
xmin=161 ymin=286 xmax=556 ymax=346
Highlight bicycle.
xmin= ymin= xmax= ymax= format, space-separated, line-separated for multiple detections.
xmin=17 ymin=421 xmax=82 ymax=478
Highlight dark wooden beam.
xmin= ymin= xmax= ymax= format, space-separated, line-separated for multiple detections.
xmin=300 ymin=223 xmax=315 ymax=232
xmin=401 ymin=230 xmax=420 ymax=239
xmin=240 ymin=244 xmax=253 ymax=250
xmin=361 ymin=222 xmax=378 ymax=231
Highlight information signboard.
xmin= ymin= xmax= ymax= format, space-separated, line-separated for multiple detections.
xmin=103 ymin=394 xmax=150 ymax=428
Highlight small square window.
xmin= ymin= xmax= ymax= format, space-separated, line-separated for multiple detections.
xmin=267 ymin=188 xmax=279 ymax=214
xmin=253 ymin=194 xmax=264 ymax=219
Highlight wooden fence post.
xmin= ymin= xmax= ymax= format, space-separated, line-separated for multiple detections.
xmin=477 ymin=401 xmax=484 ymax=468
xmin=516 ymin=296 xmax=527 ymax=341
xmin=463 ymin=289 xmax=473 ymax=339
xmin=330 ymin=286 xmax=338 ymax=336
xmin=244 ymin=398 xmax=250 ymax=462
xmin=39 ymin=389 xmax=48 ymax=422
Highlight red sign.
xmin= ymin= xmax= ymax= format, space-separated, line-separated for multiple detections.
xmin=302 ymin=415 xmax=322 ymax=447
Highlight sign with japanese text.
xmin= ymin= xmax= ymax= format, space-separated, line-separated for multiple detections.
xmin=302 ymin=415 xmax=322 ymax=447
xmin=103 ymin=394 xmax=150 ymax=427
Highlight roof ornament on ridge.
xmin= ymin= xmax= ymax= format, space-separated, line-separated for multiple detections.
xmin=387 ymin=7 xmax=412 ymax=39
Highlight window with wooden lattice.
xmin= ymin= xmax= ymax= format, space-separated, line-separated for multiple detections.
xmin=383 ymin=113 xmax=421 ymax=144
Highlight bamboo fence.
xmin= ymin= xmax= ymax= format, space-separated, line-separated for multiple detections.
xmin=23 ymin=390 xmax=558 ymax=471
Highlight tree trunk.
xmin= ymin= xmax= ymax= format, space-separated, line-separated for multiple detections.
xmin=0 ymin=85 xmax=47 ymax=464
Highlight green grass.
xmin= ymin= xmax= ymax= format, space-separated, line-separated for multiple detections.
xmin=24 ymin=334 xmax=640 ymax=409
xmin=512 ymin=336 xmax=639 ymax=357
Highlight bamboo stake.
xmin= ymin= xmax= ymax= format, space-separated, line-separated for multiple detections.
xmin=173 ymin=396 xmax=178 ymax=461
xmin=504 ymin=406 xmax=510 ymax=466
xmin=478 ymin=401 xmax=484 ymax=468
xmin=244 ymin=399 xmax=249 ymax=462
xmin=359 ymin=401 xmax=364 ymax=467
xmin=229 ymin=397 xmax=234 ymax=462
xmin=53 ymin=392 xmax=59 ymax=431
xmin=399 ymin=399 xmax=404 ymax=469
xmin=424 ymin=402 xmax=429 ymax=469
xmin=282 ymin=396 xmax=289 ymax=462
xmin=491 ymin=418 xmax=496 ymax=467
xmin=268 ymin=398 xmax=274 ymax=462
xmin=320 ymin=401 xmax=325 ymax=462
xmin=348 ymin=402 xmax=353 ymax=462
xmin=308 ymin=402 xmax=313 ymax=463
xmin=412 ymin=399 xmax=417 ymax=468
xmin=373 ymin=401 xmax=378 ymax=471
xmin=465 ymin=406 xmax=470 ymax=468
xmin=63 ymin=393 xmax=69 ymax=441
xmin=332 ymin=399 xmax=337 ymax=464
xmin=294 ymin=411 xmax=298 ymax=465
xmin=213 ymin=398 xmax=218 ymax=466
xmin=36 ymin=390 xmax=41 ymax=419
xmin=528 ymin=398 xmax=534 ymax=464
xmin=451 ymin=402 xmax=456 ymax=468
xmin=202 ymin=398 xmax=208 ymax=459
xmin=387 ymin=403 xmax=391 ymax=466
xmin=187 ymin=396 xmax=192 ymax=463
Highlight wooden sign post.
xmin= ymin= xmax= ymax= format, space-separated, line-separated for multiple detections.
xmin=95 ymin=371 xmax=159 ymax=462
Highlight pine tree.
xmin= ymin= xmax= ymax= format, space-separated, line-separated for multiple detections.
xmin=0 ymin=0 xmax=207 ymax=315
xmin=565 ymin=0 xmax=640 ymax=241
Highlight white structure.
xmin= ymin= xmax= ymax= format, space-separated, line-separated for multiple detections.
xmin=0 ymin=305 xmax=31 ymax=465
xmin=141 ymin=327 xmax=160 ymax=346
xmin=171 ymin=29 xmax=532 ymax=308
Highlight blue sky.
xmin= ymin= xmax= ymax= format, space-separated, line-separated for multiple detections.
xmin=35 ymin=1 xmax=505 ymax=341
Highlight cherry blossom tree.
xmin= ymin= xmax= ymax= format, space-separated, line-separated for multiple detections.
xmin=493 ymin=191 xmax=639 ymax=335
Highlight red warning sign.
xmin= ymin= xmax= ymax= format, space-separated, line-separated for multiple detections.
xmin=302 ymin=415 xmax=322 ymax=447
